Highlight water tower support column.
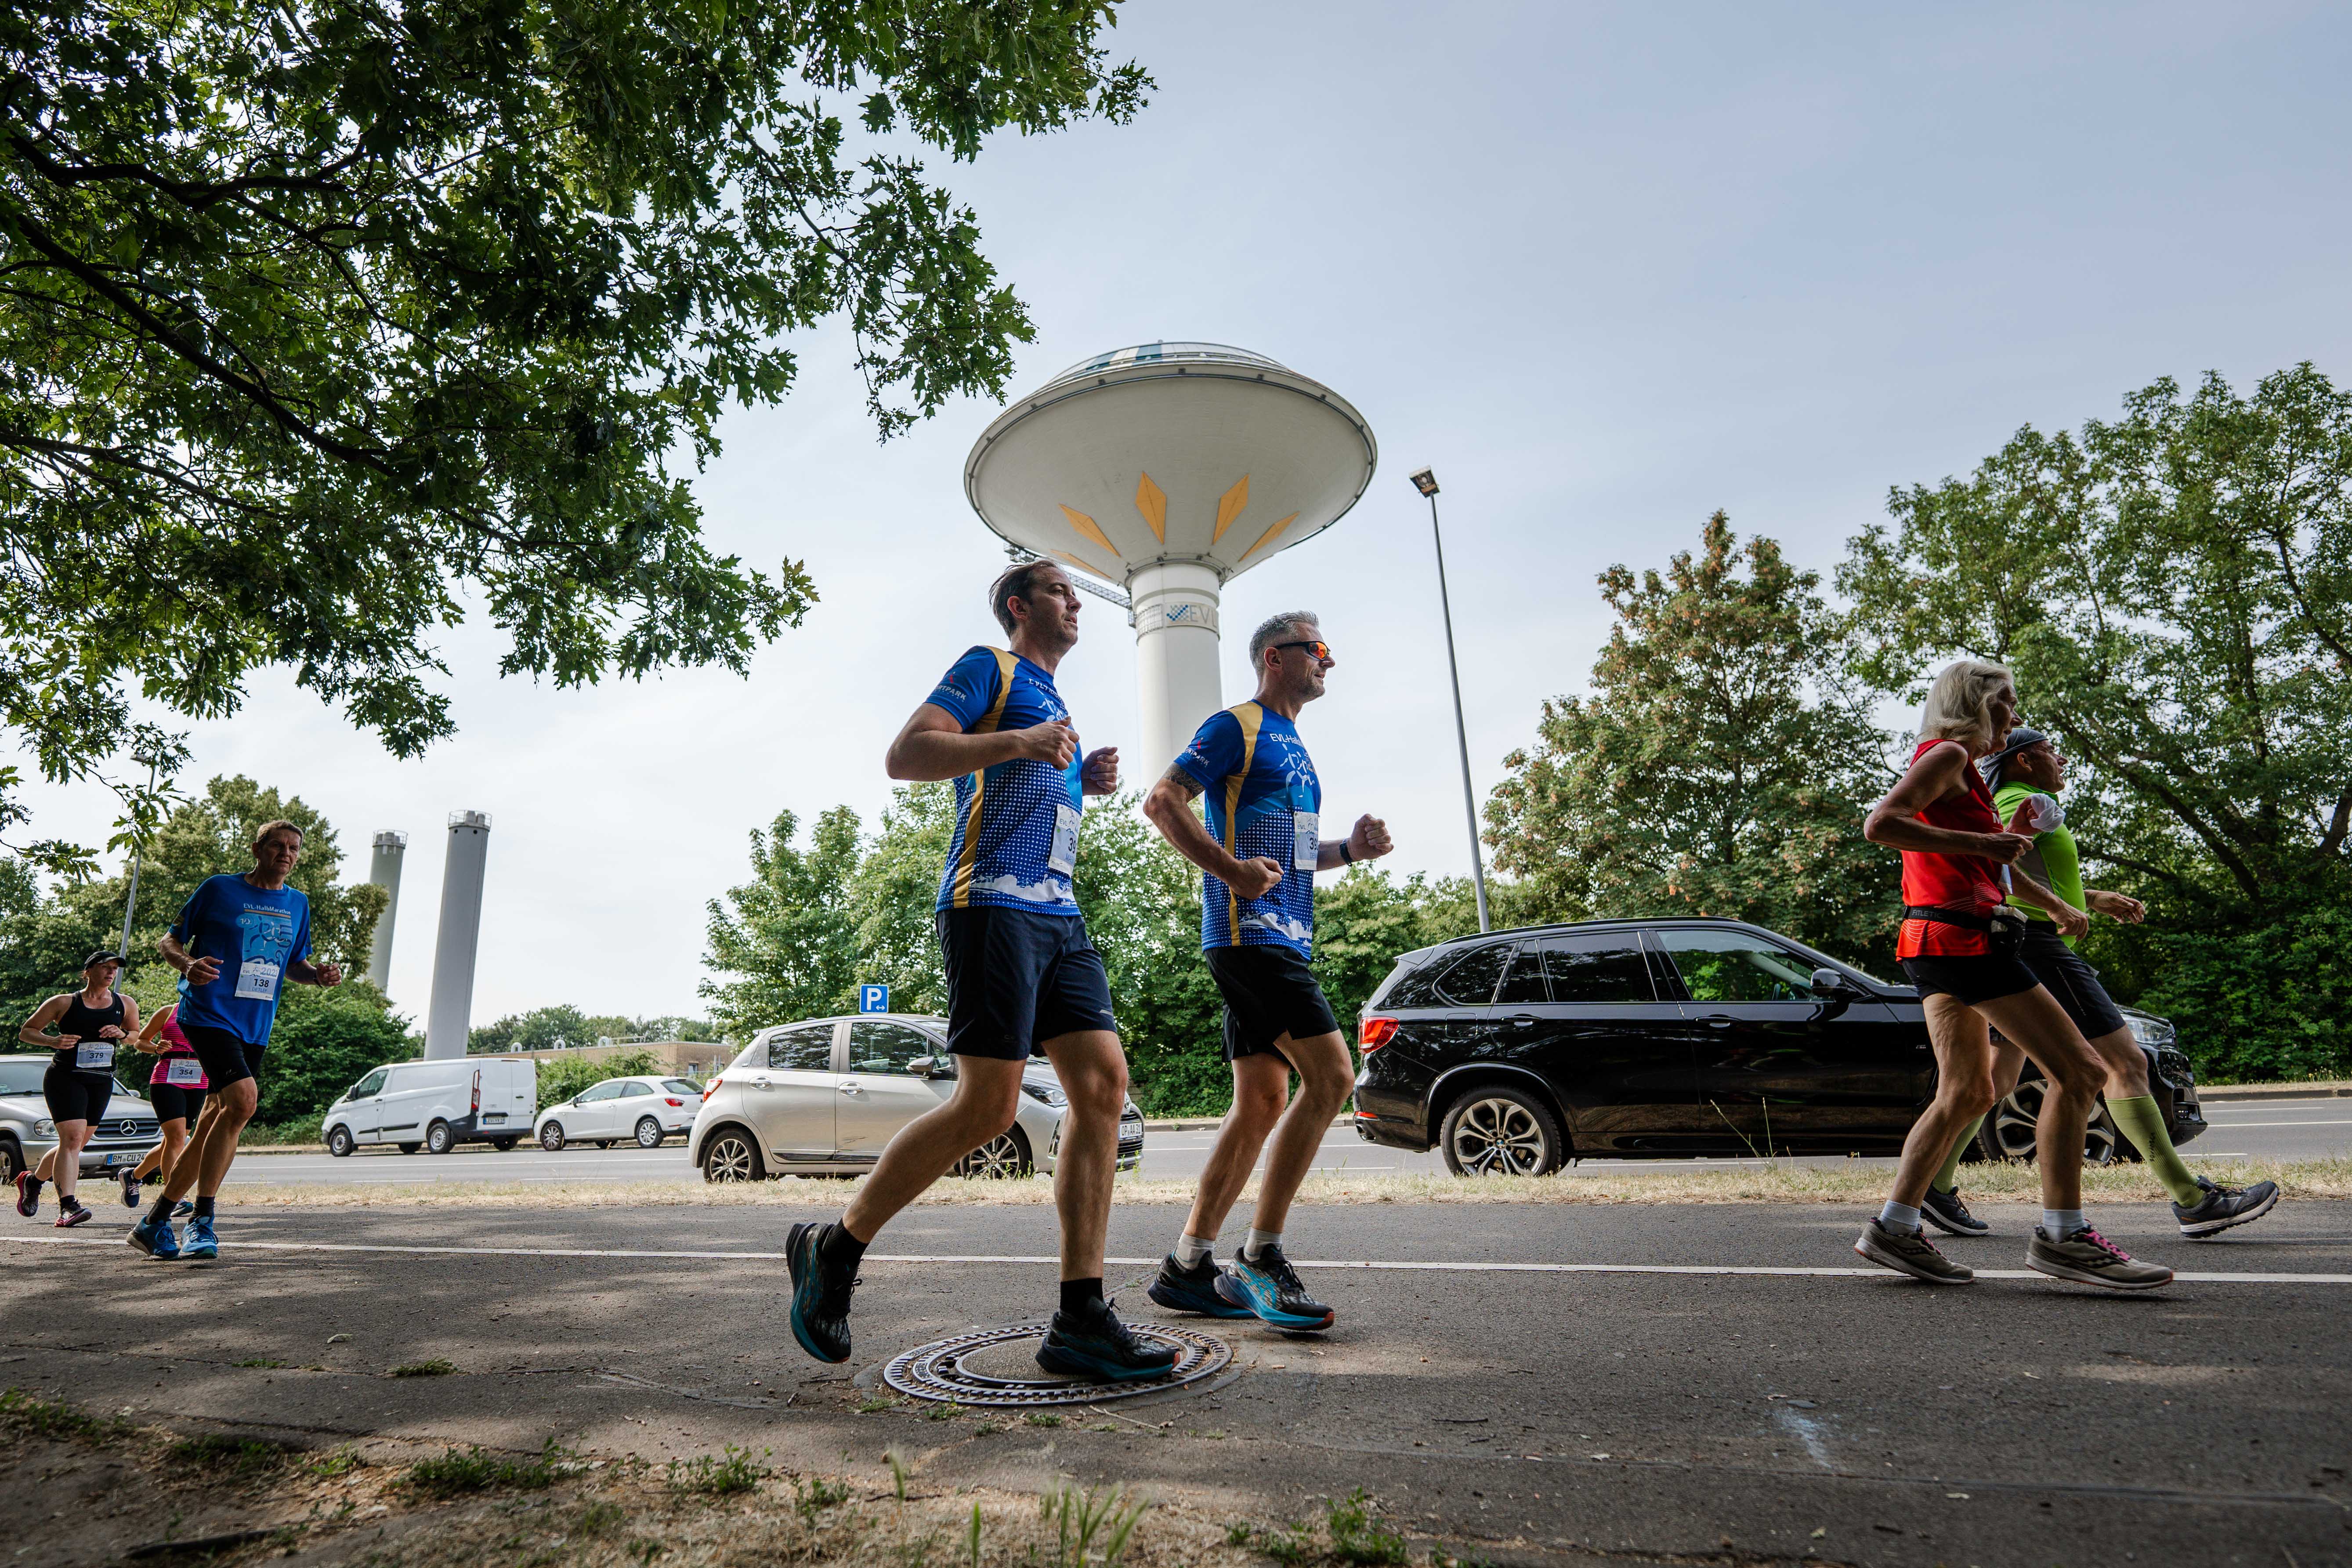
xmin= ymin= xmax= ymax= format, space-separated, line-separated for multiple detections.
xmin=1129 ymin=561 xmax=1223 ymax=773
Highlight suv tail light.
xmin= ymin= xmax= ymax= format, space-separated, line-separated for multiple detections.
xmin=702 ymin=1077 xmax=721 ymax=1098
xmin=1359 ymin=1017 xmax=1399 ymax=1050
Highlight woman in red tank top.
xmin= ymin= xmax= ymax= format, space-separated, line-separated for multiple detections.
xmin=1850 ymin=660 xmax=2171 ymax=1292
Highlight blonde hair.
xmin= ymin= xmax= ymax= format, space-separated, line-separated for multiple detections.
xmin=1917 ymin=659 xmax=2014 ymax=753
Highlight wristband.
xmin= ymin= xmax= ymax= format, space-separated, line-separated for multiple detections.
xmin=1339 ymin=841 xmax=1354 ymax=865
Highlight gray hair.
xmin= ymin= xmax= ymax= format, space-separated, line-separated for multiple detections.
xmin=1248 ymin=611 xmax=1320 ymax=667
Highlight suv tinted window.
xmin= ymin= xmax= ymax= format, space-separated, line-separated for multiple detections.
xmin=1494 ymin=947 xmax=1549 ymax=1004
xmin=768 ymin=1025 xmax=836 ymax=1072
xmin=1435 ymin=943 xmax=1515 ymax=1007
xmin=849 ymin=1021 xmax=940 ymax=1076
xmin=1537 ymin=934 xmax=1655 ymax=1003
xmin=1657 ymin=929 xmax=1824 ymax=1002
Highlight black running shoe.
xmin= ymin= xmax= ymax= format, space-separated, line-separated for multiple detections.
xmin=1035 ymin=1296 xmax=1180 ymax=1382
xmin=1919 ymin=1184 xmax=1989 ymax=1237
xmin=119 ymin=1170 xmax=141 ymax=1208
xmin=785 ymin=1221 xmax=857 ymax=1364
xmin=1215 ymin=1245 xmax=1336 ymax=1330
xmin=13 ymin=1171 xmax=38 ymax=1219
xmin=1146 ymin=1252 xmax=1251 ymax=1318
xmin=2174 ymin=1176 xmax=2280 ymax=1239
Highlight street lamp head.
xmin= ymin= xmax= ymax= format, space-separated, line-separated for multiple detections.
xmin=1408 ymin=467 xmax=1439 ymax=497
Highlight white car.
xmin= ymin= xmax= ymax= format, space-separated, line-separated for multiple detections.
xmin=535 ymin=1075 xmax=706 ymax=1151
xmin=687 ymin=1014 xmax=1144 ymax=1181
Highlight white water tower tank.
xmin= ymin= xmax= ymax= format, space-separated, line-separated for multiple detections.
xmin=964 ymin=343 xmax=1376 ymax=771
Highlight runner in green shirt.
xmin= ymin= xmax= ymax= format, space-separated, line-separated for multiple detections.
xmin=1918 ymin=727 xmax=2278 ymax=1240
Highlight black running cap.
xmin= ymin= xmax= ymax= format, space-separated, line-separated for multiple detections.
xmin=82 ymin=949 xmax=124 ymax=969
xmin=1977 ymin=725 xmax=2052 ymax=781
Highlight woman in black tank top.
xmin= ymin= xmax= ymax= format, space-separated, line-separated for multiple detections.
xmin=14 ymin=951 xmax=140 ymax=1224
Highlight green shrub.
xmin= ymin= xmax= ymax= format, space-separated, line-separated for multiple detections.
xmin=2139 ymin=904 xmax=2352 ymax=1083
xmin=259 ymin=983 xmax=419 ymax=1123
xmin=535 ymin=1049 xmax=662 ymax=1112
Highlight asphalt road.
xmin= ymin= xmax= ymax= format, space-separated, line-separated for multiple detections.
xmin=4 ymin=1196 xmax=2347 ymax=1566
xmin=220 ymin=1095 xmax=2351 ymax=1187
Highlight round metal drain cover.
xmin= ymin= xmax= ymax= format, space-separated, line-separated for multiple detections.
xmin=882 ymin=1322 xmax=1231 ymax=1407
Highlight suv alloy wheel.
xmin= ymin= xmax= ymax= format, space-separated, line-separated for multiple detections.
xmin=1440 ymin=1085 xmax=1564 ymax=1177
xmin=700 ymin=1128 xmax=763 ymax=1182
xmin=1978 ymin=1076 xmax=2120 ymax=1166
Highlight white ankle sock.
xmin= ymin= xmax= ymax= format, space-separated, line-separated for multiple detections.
xmin=1877 ymin=1201 xmax=1921 ymax=1235
xmin=2042 ymin=1209 xmax=2084 ymax=1238
xmin=1243 ymin=1228 xmax=1281 ymax=1262
xmin=1175 ymin=1233 xmax=1215 ymax=1269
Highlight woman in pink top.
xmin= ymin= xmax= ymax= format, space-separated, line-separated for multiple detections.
xmin=124 ymin=1003 xmax=210 ymax=1210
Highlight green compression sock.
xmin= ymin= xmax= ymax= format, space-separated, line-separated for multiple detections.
xmin=1932 ymin=1115 xmax=1984 ymax=1194
xmin=2107 ymin=1096 xmax=2203 ymax=1205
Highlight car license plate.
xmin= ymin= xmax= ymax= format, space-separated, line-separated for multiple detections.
xmin=481 ymin=1113 xmax=507 ymax=1123
xmin=103 ymin=1153 xmax=135 ymax=1168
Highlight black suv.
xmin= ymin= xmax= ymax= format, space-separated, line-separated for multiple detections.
xmin=1350 ymin=918 xmax=2203 ymax=1176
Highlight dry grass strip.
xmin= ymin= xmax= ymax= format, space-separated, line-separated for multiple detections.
xmin=217 ymin=1157 xmax=2352 ymax=1211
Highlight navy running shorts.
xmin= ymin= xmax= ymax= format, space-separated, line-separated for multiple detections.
xmin=934 ymin=906 xmax=1118 ymax=1060
xmin=1204 ymin=945 xmax=1341 ymax=1064
xmin=1900 ymin=953 xmax=2041 ymax=1008
xmin=182 ymin=1023 xmax=268 ymax=1091
xmin=2014 ymin=928 xmax=2130 ymax=1041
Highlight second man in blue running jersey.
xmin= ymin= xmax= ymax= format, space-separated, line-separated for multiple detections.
xmin=1142 ymin=611 xmax=1392 ymax=1332
xmin=785 ymin=559 xmax=1177 ymax=1383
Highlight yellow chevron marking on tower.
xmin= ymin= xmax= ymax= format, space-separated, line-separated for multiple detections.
xmin=1053 ymin=549 xmax=1118 ymax=581
xmin=1134 ymin=472 xmax=1167 ymax=542
xmin=1059 ymin=504 xmax=1117 ymax=556
xmin=1212 ymin=475 xmax=1250 ymax=543
xmin=1238 ymin=512 xmax=1299 ymax=562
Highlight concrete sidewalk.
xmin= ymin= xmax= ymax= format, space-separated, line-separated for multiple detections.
xmin=4 ymin=1197 xmax=2347 ymax=1565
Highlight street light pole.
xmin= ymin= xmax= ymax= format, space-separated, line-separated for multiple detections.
xmin=1409 ymin=468 xmax=1491 ymax=933
xmin=116 ymin=755 xmax=159 ymax=962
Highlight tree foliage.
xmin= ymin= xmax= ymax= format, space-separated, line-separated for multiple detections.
xmin=1485 ymin=511 xmax=1895 ymax=967
xmin=0 ymin=0 xmax=1149 ymax=867
xmin=1839 ymin=366 xmax=2352 ymax=1074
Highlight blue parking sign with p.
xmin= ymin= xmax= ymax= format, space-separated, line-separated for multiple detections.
xmin=858 ymin=984 xmax=889 ymax=1014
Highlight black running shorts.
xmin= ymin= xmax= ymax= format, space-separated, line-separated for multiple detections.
xmin=41 ymin=1066 xmax=113 ymax=1126
xmin=934 ymin=906 xmax=1118 ymax=1061
xmin=182 ymin=1023 xmax=268 ymax=1091
xmin=1900 ymin=953 xmax=2041 ymax=1008
xmin=148 ymin=1081 xmax=209 ymax=1124
xmin=1205 ymin=944 xmax=1341 ymax=1064
xmin=2015 ymin=928 xmax=2130 ymax=1041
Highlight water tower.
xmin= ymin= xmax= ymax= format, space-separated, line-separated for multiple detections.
xmin=965 ymin=343 xmax=1376 ymax=771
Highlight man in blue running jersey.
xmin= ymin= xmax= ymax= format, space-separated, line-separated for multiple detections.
xmin=785 ymin=560 xmax=1176 ymax=1384
xmin=1141 ymin=611 xmax=1392 ymax=1332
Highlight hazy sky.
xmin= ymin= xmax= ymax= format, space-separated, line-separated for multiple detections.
xmin=27 ymin=2 xmax=2349 ymax=1027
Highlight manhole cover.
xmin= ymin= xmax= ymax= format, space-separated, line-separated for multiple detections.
xmin=881 ymin=1322 xmax=1231 ymax=1407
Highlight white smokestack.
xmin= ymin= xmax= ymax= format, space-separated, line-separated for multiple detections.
xmin=365 ymin=830 xmax=407 ymax=991
xmin=423 ymin=811 xmax=490 ymax=1060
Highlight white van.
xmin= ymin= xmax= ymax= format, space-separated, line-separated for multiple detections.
xmin=322 ymin=1058 xmax=536 ymax=1157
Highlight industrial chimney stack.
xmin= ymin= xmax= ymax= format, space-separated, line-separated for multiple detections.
xmin=423 ymin=811 xmax=491 ymax=1061
xmin=365 ymin=830 xmax=407 ymax=991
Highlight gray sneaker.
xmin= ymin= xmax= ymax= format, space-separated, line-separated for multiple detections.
xmin=1854 ymin=1218 xmax=1974 ymax=1284
xmin=2172 ymin=1177 xmax=2279 ymax=1239
xmin=2027 ymin=1225 xmax=2173 ymax=1290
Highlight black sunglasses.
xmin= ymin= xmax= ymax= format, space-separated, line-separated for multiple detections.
xmin=1271 ymin=639 xmax=1333 ymax=662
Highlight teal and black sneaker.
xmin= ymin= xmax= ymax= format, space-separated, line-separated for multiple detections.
xmin=1214 ymin=1245 xmax=1335 ymax=1331
xmin=1145 ymin=1252 xmax=1251 ymax=1318
xmin=127 ymin=1212 xmax=181 ymax=1260
xmin=1035 ymin=1296 xmax=1178 ymax=1382
xmin=785 ymin=1222 xmax=857 ymax=1364
xmin=181 ymin=1214 xmax=218 ymax=1262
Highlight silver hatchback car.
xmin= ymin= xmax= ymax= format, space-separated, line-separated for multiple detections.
xmin=688 ymin=1014 xmax=1144 ymax=1181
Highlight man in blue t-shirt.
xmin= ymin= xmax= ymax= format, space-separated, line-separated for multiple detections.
xmin=785 ymin=559 xmax=1175 ymax=1384
xmin=1141 ymin=610 xmax=1392 ymax=1332
xmin=131 ymin=819 xmax=344 ymax=1262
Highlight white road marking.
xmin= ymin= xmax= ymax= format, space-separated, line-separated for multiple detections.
xmin=2187 ymin=1119 xmax=2352 ymax=1129
xmin=4 ymin=1234 xmax=2344 ymax=1285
